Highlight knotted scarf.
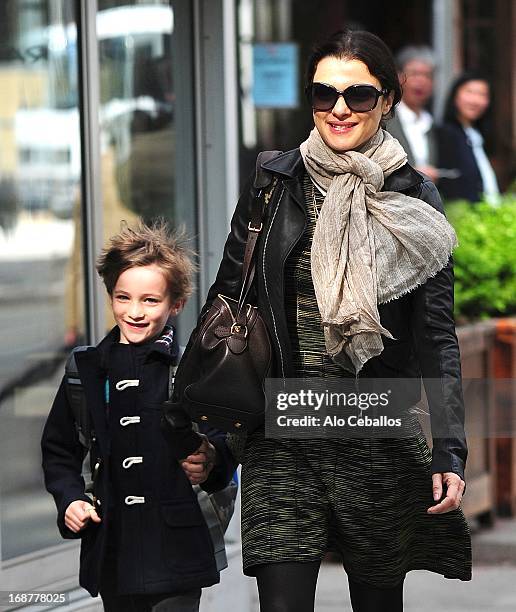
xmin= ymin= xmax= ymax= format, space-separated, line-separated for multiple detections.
xmin=299 ymin=128 xmax=457 ymax=374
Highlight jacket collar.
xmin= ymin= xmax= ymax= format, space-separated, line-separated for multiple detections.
xmin=95 ymin=321 xmax=180 ymax=366
xmin=261 ymin=148 xmax=305 ymax=179
xmin=261 ymin=147 xmax=424 ymax=193
xmin=260 ymin=149 xmax=306 ymax=210
xmin=384 ymin=163 xmax=424 ymax=193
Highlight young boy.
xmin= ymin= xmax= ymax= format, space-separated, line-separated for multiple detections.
xmin=41 ymin=221 xmax=234 ymax=611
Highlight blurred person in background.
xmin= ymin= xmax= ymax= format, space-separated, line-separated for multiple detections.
xmin=437 ymin=72 xmax=500 ymax=203
xmin=387 ymin=46 xmax=439 ymax=183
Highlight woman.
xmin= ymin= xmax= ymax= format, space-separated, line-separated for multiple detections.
xmin=176 ymin=30 xmax=471 ymax=612
xmin=438 ymin=72 xmax=499 ymax=203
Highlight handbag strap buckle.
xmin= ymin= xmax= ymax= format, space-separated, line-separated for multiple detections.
xmin=248 ymin=221 xmax=263 ymax=232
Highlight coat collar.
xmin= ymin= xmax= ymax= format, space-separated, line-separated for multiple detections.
xmin=95 ymin=321 xmax=180 ymax=366
xmin=260 ymin=149 xmax=306 ymax=210
xmin=261 ymin=148 xmax=305 ymax=179
xmin=261 ymin=147 xmax=424 ymax=193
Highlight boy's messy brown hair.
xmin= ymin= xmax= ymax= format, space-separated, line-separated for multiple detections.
xmin=96 ymin=219 xmax=196 ymax=303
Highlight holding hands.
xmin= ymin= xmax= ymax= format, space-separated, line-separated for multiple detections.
xmin=65 ymin=500 xmax=101 ymax=533
xmin=160 ymin=400 xmax=218 ymax=484
xmin=180 ymin=434 xmax=217 ymax=485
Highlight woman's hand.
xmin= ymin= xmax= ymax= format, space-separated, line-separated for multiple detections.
xmin=427 ymin=472 xmax=465 ymax=514
xmin=65 ymin=500 xmax=101 ymax=532
xmin=180 ymin=435 xmax=217 ymax=485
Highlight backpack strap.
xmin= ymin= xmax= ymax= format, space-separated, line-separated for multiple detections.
xmin=65 ymin=345 xmax=95 ymax=449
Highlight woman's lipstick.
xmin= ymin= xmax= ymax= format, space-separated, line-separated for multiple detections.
xmin=328 ymin=121 xmax=357 ymax=133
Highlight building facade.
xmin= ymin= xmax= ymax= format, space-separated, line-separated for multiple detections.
xmin=0 ymin=0 xmax=239 ymax=606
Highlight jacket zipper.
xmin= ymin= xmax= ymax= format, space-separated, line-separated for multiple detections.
xmin=262 ymin=182 xmax=361 ymax=385
xmin=262 ymin=185 xmax=286 ymax=378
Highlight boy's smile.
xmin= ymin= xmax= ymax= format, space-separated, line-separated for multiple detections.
xmin=111 ymin=264 xmax=182 ymax=344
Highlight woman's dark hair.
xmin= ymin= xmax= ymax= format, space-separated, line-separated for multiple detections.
xmin=442 ymin=71 xmax=491 ymax=136
xmin=305 ymin=29 xmax=402 ymax=118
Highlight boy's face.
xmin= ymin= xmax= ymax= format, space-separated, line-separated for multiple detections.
xmin=111 ymin=264 xmax=182 ymax=344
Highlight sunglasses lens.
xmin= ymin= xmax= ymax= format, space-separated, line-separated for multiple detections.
xmin=310 ymin=84 xmax=383 ymax=112
xmin=345 ymin=85 xmax=378 ymax=112
xmin=310 ymin=83 xmax=338 ymax=111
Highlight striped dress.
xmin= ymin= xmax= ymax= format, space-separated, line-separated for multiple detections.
xmin=240 ymin=173 xmax=472 ymax=587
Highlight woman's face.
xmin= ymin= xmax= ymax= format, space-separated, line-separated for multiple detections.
xmin=312 ymin=57 xmax=393 ymax=152
xmin=454 ymin=80 xmax=490 ymax=125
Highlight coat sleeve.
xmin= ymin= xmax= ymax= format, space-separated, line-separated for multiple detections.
xmin=436 ymin=124 xmax=461 ymax=201
xmin=199 ymin=424 xmax=238 ymax=494
xmin=41 ymin=378 xmax=92 ymax=539
xmin=410 ymin=179 xmax=468 ymax=481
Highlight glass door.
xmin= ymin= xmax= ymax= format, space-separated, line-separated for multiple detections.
xmin=0 ymin=0 xmax=198 ymax=597
xmin=94 ymin=0 xmax=198 ymax=344
xmin=0 ymin=0 xmax=85 ymax=591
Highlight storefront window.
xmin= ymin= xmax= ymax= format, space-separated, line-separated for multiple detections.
xmin=94 ymin=0 xmax=198 ymax=342
xmin=0 ymin=0 xmax=83 ymax=560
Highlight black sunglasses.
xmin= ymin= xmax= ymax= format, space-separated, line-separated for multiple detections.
xmin=307 ymin=82 xmax=389 ymax=112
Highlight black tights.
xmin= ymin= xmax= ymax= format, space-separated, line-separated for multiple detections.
xmin=255 ymin=561 xmax=404 ymax=612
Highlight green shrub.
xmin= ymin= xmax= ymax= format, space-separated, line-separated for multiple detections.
xmin=445 ymin=195 xmax=516 ymax=322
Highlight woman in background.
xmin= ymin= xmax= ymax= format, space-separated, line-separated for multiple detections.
xmin=437 ymin=72 xmax=499 ymax=203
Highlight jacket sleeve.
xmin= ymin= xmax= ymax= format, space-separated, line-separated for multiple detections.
xmin=436 ymin=124 xmax=461 ymax=201
xmin=410 ymin=179 xmax=468 ymax=481
xmin=199 ymin=424 xmax=238 ymax=494
xmin=41 ymin=378 xmax=91 ymax=539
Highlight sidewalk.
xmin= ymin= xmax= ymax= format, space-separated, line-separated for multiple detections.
xmin=43 ymin=515 xmax=516 ymax=611
xmin=314 ymin=564 xmax=516 ymax=611
xmin=309 ymin=516 xmax=516 ymax=611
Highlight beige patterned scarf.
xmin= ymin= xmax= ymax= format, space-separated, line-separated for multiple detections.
xmin=299 ymin=128 xmax=457 ymax=374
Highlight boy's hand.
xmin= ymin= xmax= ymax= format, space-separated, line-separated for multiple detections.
xmin=180 ymin=435 xmax=217 ymax=485
xmin=65 ymin=500 xmax=101 ymax=532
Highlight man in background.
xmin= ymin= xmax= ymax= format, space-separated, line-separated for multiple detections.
xmin=387 ymin=46 xmax=439 ymax=183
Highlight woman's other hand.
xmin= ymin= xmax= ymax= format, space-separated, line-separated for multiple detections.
xmin=180 ymin=435 xmax=217 ymax=485
xmin=427 ymin=472 xmax=465 ymax=514
xmin=65 ymin=500 xmax=101 ymax=532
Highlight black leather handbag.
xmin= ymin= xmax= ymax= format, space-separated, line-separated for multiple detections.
xmin=178 ymin=153 xmax=280 ymax=433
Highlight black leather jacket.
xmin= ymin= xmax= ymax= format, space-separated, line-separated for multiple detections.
xmin=178 ymin=149 xmax=467 ymax=481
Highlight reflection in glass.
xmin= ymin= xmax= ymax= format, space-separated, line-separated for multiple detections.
xmin=77 ymin=0 xmax=197 ymax=343
xmin=0 ymin=1 xmax=83 ymax=559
